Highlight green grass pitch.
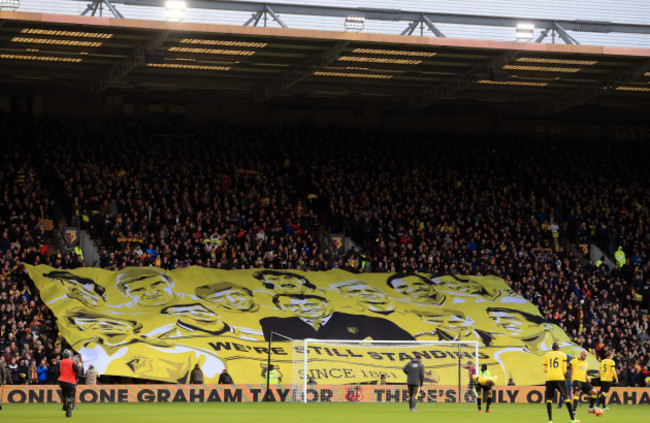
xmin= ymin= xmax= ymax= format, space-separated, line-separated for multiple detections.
xmin=1 ymin=402 xmax=646 ymax=423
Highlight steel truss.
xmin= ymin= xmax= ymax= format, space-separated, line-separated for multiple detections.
xmin=73 ymin=0 xmax=650 ymax=45
xmin=81 ymin=0 xmax=124 ymax=18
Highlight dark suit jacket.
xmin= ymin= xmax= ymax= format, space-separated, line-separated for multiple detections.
xmin=260 ymin=312 xmax=414 ymax=341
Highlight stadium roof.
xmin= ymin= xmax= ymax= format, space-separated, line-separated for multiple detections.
xmin=1 ymin=10 xmax=649 ymax=115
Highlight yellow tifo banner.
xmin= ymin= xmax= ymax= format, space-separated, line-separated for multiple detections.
xmin=26 ymin=265 xmax=597 ymax=385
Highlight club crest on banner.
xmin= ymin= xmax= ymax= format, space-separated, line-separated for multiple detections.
xmin=64 ymin=227 xmax=79 ymax=247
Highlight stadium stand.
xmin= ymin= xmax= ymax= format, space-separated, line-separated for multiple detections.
xmin=0 ymin=115 xmax=648 ymax=385
xmin=0 ymin=118 xmax=66 ymax=385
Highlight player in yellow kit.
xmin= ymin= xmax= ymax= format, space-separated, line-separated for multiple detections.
xmin=544 ymin=342 xmax=578 ymax=423
xmin=596 ymin=350 xmax=617 ymax=410
xmin=570 ymin=350 xmax=599 ymax=415
xmin=472 ymin=374 xmax=497 ymax=413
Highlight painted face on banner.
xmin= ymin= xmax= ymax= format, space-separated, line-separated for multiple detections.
xmin=262 ymin=273 xmax=307 ymax=295
xmin=45 ymin=272 xmax=105 ymax=307
xmin=119 ymin=269 xmax=175 ymax=306
xmin=440 ymin=278 xmax=485 ymax=295
xmin=421 ymin=312 xmax=475 ymax=337
xmin=207 ymin=288 xmax=255 ymax=312
xmin=338 ymin=282 xmax=388 ymax=304
xmin=391 ymin=275 xmax=433 ymax=298
xmin=64 ymin=280 xmax=105 ymax=307
xmin=164 ymin=304 xmax=223 ymax=325
xmin=72 ymin=316 xmax=136 ymax=335
xmin=488 ymin=311 xmax=531 ymax=337
xmin=278 ymin=297 xmax=330 ymax=320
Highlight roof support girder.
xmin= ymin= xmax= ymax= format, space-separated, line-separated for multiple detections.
xmin=253 ymin=40 xmax=348 ymax=102
xmin=400 ymin=21 xmax=419 ymax=36
xmin=244 ymin=11 xmax=263 ymax=27
xmin=534 ymin=23 xmax=580 ymax=45
xmin=92 ymin=30 xmax=170 ymax=93
xmin=538 ymin=59 xmax=650 ymax=115
xmin=409 ymin=52 xmax=517 ymax=110
xmin=81 ymin=0 xmax=124 ymax=18
xmin=535 ymin=28 xmax=552 ymax=43
xmin=242 ymin=5 xmax=287 ymax=28
xmin=400 ymin=14 xmax=445 ymax=37
xmin=552 ymin=22 xmax=580 ymax=45
xmin=422 ymin=15 xmax=445 ymax=38
xmin=263 ymin=5 xmax=288 ymax=28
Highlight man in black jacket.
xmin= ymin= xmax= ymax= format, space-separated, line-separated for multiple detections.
xmin=403 ymin=354 xmax=425 ymax=412
xmin=218 ymin=369 xmax=234 ymax=384
xmin=259 ymin=294 xmax=414 ymax=341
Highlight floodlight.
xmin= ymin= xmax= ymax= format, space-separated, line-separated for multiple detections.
xmin=165 ymin=0 xmax=186 ymax=21
xmin=0 ymin=0 xmax=20 ymax=9
xmin=516 ymin=23 xmax=534 ymax=40
xmin=344 ymin=16 xmax=365 ymax=31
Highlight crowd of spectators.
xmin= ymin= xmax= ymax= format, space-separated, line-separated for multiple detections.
xmin=1 ymin=116 xmax=649 ymax=386
xmin=0 ymin=119 xmax=65 ymax=386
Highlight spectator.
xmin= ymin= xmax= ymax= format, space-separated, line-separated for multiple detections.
xmin=218 ymin=369 xmax=234 ymax=384
xmin=8 ymin=357 xmax=19 ymax=384
xmin=37 ymin=358 xmax=49 ymax=384
xmin=190 ymin=364 xmax=204 ymax=384
xmin=27 ymin=359 xmax=38 ymax=384
xmin=48 ymin=359 xmax=60 ymax=384
xmin=85 ymin=364 xmax=99 ymax=385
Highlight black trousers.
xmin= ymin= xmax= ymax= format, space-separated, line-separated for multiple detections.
xmin=408 ymin=384 xmax=419 ymax=409
xmin=59 ymin=381 xmax=76 ymax=407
